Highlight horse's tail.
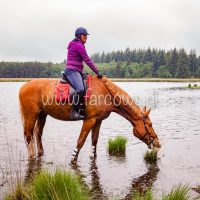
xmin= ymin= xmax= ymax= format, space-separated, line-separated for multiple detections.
xmin=19 ymin=98 xmax=24 ymax=129
xmin=18 ymin=86 xmax=26 ymax=129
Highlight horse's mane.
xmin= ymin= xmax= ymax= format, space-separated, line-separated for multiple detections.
xmin=102 ymin=77 xmax=141 ymax=118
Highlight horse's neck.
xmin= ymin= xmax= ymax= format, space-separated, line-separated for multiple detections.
xmin=113 ymin=107 xmax=135 ymax=126
xmin=102 ymin=77 xmax=142 ymax=119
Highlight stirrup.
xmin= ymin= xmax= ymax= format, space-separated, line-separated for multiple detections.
xmin=70 ymin=110 xmax=84 ymax=120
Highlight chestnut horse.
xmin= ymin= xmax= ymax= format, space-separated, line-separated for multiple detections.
xmin=19 ymin=76 xmax=161 ymax=163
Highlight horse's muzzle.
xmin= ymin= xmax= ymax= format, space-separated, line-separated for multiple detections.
xmin=149 ymin=138 xmax=161 ymax=150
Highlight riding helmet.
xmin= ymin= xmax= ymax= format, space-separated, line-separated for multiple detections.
xmin=75 ymin=27 xmax=89 ymax=37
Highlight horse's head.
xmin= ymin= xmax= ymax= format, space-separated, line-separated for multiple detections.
xmin=133 ymin=106 xmax=161 ymax=150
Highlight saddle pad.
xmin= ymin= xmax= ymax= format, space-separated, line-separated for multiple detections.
xmin=55 ymin=75 xmax=92 ymax=103
xmin=55 ymin=82 xmax=70 ymax=103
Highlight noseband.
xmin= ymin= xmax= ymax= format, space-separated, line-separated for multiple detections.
xmin=135 ymin=112 xmax=156 ymax=146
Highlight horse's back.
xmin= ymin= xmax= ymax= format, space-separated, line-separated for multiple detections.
xmin=19 ymin=78 xmax=57 ymax=95
xmin=19 ymin=79 xmax=58 ymax=112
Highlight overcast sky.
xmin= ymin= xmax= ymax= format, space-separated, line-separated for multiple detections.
xmin=0 ymin=0 xmax=200 ymax=62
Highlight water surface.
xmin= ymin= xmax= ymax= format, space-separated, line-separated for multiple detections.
xmin=0 ymin=81 xmax=200 ymax=199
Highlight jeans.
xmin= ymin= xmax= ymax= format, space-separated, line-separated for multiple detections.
xmin=64 ymin=68 xmax=85 ymax=93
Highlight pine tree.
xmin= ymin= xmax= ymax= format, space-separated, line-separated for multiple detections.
xmin=176 ymin=49 xmax=190 ymax=78
xmin=152 ymin=49 xmax=159 ymax=77
xmin=170 ymin=48 xmax=179 ymax=77
xmin=143 ymin=47 xmax=153 ymax=63
xmin=157 ymin=49 xmax=166 ymax=66
xmin=101 ymin=52 xmax=106 ymax=63
xmin=188 ymin=49 xmax=198 ymax=77
xmin=124 ymin=47 xmax=131 ymax=61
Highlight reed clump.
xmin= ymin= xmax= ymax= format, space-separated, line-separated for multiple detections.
xmin=5 ymin=169 xmax=91 ymax=200
xmin=144 ymin=150 xmax=159 ymax=164
xmin=132 ymin=184 xmax=192 ymax=200
xmin=162 ymin=184 xmax=191 ymax=200
xmin=188 ymin=83 xmax=200 ymax=89
xmin=132 ymin=188 xmax=154 ymax=200
xmin=107 ymin=135 xmax=128 ymax=155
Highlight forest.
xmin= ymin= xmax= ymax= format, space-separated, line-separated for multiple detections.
xmin=0 ymin=48 xmax=200 ymax=78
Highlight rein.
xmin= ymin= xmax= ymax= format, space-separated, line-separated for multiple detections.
xmin=102 ymin=78 xmax=155 ymax=147
xmin=136 ymin=112 xmax=156 ymax=147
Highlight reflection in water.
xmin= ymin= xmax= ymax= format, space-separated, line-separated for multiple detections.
xmin=108 ymin=154 xmax=126 ymax=163
xmin=24 ymin=157 xmax=43 ymax=183
xmin=71 ymin=158 xmax=107 ymax=200
xmin=124 ymin=164 xmax=159 ymax=200
xmin=89 ymin=158 xmax=107 ymax=200
xmin=71 ymin=158 xmax=159 ymax=200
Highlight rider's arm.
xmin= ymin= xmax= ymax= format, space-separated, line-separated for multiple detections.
xmin=76 ymin=43 xmax=100 ymax=75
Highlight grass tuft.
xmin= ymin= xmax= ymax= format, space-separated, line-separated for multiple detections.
xmin=107 ymin=135 xmax=128 ymax=155
xmin=4 ymin=183 xmax=29 ymax=200
xmin=163 ymin=184 xmax=191 ymax=200
xmin=144 ymin=150 xmax=158 ymax=164
xmin=5 ymin=169 xmax=91 ymax=200
xmin=32 ymin=169 xmax=90 ymax=200
xmin=132 ymin=188 xmax=154 ymax=200
xmin=187 ymin=83 xmax=200 ymax=89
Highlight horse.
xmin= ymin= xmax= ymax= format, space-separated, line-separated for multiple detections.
xmin=19 ymin=76 xmax=161 ymax=163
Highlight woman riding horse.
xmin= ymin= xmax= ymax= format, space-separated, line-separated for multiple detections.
xmin=65 ymin=27 xmax=102 ymax=120
xmin=19 ymin=29 xmax=161 ymax=163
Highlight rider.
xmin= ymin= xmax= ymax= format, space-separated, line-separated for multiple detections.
xmin=64 ymin=27 xmax=102 ymax=120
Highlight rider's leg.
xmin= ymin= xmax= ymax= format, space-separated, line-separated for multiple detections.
xmin=64 ymin=69 xmax=85 ymax=119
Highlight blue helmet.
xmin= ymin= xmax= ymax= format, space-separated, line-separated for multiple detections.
xmin=75 ymin=27 xmax=89 ymax=37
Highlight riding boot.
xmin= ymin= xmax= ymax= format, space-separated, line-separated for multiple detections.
xmin=70 ymin=92 xmax=85 ymax=120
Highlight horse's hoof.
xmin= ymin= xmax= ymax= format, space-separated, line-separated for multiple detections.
xmin=89 ymin=153 xmax=96 ymax=159
xmin=37 ymin=151 xmax=44 ymax=157
xmin=28 ymin=155 xmax=36 ymax=161
xmin=71 ymin=159 xmax=77 ymax=166
xmin=89 ymin=146 xmax=96 ymax=158
xmin=89 ymin=153 xmax=94 ymax=158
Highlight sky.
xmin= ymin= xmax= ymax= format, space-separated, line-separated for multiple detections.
xmin=0 ymin=0 xmax=200 ymax=62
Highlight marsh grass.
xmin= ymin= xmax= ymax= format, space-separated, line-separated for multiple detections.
xmin=131 ymin=184 xmax=192 ymax=200
xmin=107 ymin=135 xmax=128 ymax=155
xmin=5 ymin=169 xmax=91 ymax=200
xmin=187 ymin=84 xmax=200 ymax=89
xmin=162 ymin=184 xmax=191 ymax=200
xmin=143 ymin=150 xmax=158 ymax=164
xmin=4 ymin=183 xmax=29 ymax=200
xmin=132 ymin=188 xmax=154 ymax=200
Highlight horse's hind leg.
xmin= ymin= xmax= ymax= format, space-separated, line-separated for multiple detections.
xmin=90 ymin=120 xmax=102 ymax=158
xmin=23 ymin=112 xmax=38 ymax=159
xmin=34 ymin=111 xmax=47 ymax=156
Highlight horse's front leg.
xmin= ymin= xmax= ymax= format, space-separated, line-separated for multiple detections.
xmin=71 ymin=118 xmax=97 ymax=164
xmin=90 ymin=120 xmax=102 ymax=158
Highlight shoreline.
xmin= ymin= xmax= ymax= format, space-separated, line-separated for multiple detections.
xmin=0 ymin=77 xmax=200 ymax=82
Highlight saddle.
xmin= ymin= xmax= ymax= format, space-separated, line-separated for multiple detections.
xmin=55 ymin=71 xmax=92 ymax=105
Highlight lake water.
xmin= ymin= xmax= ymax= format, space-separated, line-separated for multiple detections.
xmin=0 ymin=81 xmax=200 ymax=199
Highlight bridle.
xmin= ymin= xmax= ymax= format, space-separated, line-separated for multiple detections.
xmin=118 ymin=106 xmax=156 ymax=147
xmin=134 ymin=112 xmax=156 ymax=148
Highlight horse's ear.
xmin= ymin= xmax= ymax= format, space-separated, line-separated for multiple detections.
xmin=143 ymin=106 xmax=147 ymax=112
xmin=144 ymin=108 xmax=151 ymax=117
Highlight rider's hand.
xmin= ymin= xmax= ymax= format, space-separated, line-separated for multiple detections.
xmin=97 ymin=74 xmax=103 ymax=79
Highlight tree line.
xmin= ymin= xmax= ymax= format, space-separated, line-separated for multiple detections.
xmin=91 ymin=48 xmax=200 ymax=78
xmin=0 ymin=48 xmax=200 ymax=78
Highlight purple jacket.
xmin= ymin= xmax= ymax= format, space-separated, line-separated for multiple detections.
xmin=66 ymin=38 xmax=99 ymax=75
